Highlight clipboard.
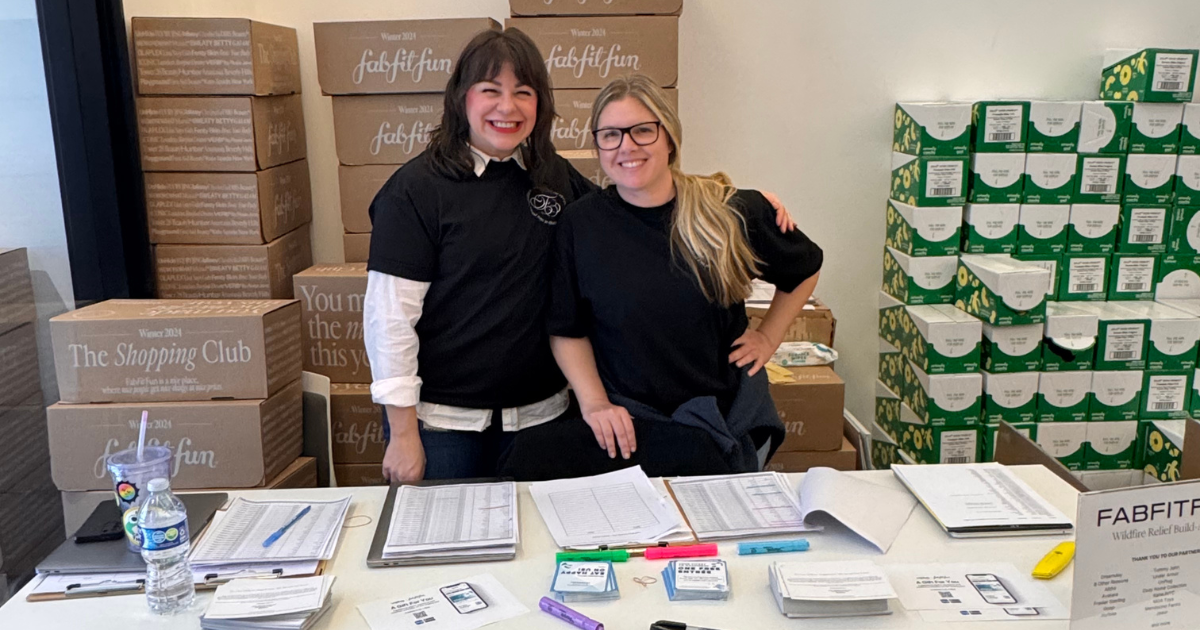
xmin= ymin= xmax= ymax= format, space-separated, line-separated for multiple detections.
xmin=25 ymin=561 xmax=329 ymax=602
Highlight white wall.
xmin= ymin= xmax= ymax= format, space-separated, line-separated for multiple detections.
xmin=119 ymin=0 xmax=1200 ymax=425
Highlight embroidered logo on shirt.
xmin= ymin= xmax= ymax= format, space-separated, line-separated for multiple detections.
xmin=528 ymin=188 xmax=565 ymax=225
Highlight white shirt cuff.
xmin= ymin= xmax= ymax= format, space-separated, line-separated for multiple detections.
xmin=371 ymin=376 xmax=422 ymax=408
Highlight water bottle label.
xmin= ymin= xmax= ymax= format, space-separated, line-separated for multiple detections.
xmin=140 ymin=518 xmax=189 ymax=551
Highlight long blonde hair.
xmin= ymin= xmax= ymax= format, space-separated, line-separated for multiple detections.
xmin=590 ymin=75 xmax=760 ymax=307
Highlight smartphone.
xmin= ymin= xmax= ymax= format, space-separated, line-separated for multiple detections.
xmin=966 ymin=574 xmax=1018 ymax=605
xmin=74 ymin=501 xmax=126 ymax=544
xmin=440 ymin=582 xmax=488 ymax=614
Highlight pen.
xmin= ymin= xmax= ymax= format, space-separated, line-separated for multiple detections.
xmin=262 ymin=505 xmax=311 ymax=548
xmin=644 ymin=543 xmax=718 ymax=560
xmin=737 ymin=539 xmax=810 ymax=555
xmin=651 ymin=621 xmax=724 ymax=630
xmin=540 ymin=596 xmax=603 ymax=630
xmin=557 ymin=550 xmax=630 ymax=563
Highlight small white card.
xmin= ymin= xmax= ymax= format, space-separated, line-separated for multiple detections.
xmin=553 ymin=562 xmax=610 ymax=592
xmin=674 ymin=561 xmax=728 ymax=592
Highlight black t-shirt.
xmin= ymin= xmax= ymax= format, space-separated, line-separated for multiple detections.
xmin=549 ymin=187 xmax=823 ymax=415
xmin=368 ymin=151 xmax=596 ymax=409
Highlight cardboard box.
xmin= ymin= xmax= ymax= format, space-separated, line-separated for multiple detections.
xmin=747 ymin=295 xmax=836 ymax=347
xmin=981 ymin=370 xmax=1039 ymax=423
xmin=982 ymin=421 xmax=1036 ymax=462
xmin=890 ymin=153 xmax=967 ymax=207
xmin=156 ymin=224 xmax=312 ymax=300
xmin=1079 ymin=101 xmax=1133 ymax=154
xmin=50 ymin=299 xmax=301 ymax=403
xmin=1044 ymin=301 xmax=1099 ymax=371
xmin=981 ymin=322 xmax=1042 ymax=372
xmin=1075 ymin=154 xmax=1125 ymax=204
xmin=764 ymin=437 xmax=857 ymax=473
xmin=344 ymin=233 xmax=371 ymax=263
xmin=131 ymin=18 xmax=300 ymax=96
xmin=1013 ymin=253 xmax=1061 ymax=300
xmin=1123 ymin=154 xmax=1178 ymax=205
xmin=339 ymin=165 xmax=396 ymax=233
xmin=962 ymin=203 xmax=1019 ymax=253
xmin=0 ymin=324 xmax=40 ymax=413
xmin=904 ymin=360 xmax=982 ymax=427
xmin=1142 ymin=370 xmax=1193 ymax=419
xmin=892 ymin=102 xmax=971 ymax=157
xmin=508 ymin=16 xmax=678 ymax=89
xmin=956 ymin=254 xmax=1050 ymax=325
xmin=1016 ymin=204 xmax=1069 ymax=254
xmin=1182 ymin=104 xmax=1200 ymax=155
xmin=313 ymin=19 xmax=498 ymax=94
xmin=1113 ymin=300 xmax=1200 ymax=371
xmin=969 ymin=154 xmax=1025 ymax=203
xmin=1156 ymin=254 xmax=1200 ymax=299
xmin=1038 ymin=370 xmax=1092 ymax=422
xmin=1022 ymin=154 xmax=1077 ymax=204
xmin=137 ymin=95 xmax=306 ymax=172
xmin=272 ymin=456 xmax=318 ymax=489
xmin=1100 ymin=49 xmax=1198 ymax=103
xmin=553 ymin=88 xmax=676 ymax=153
xmin=0 ymin=249 xmax=35 ymax=337
xmin=1118 ymin=204 xmax=1170 ymax=254
xmin=878 ymin=293 xmax=980 ymax=374
xmin=1129 ymin=103 xmax=1185 ymax=154
xmin=1067 ymin=204 xmax=1120 ymax=253
xmin=770 ymin=366 xmax=845 ymax=452
xmin=331 ymin=383 xmax=384 ymax=464
xmin=884 ymin=199 xmax=961 ymax=257
xmin=293 ymin=264 xmax=370 ymax=383
xmin=144 ymin=160 xmax=313 ymax=245
xmin=881 ymin=247 xmax=957 ymax=305
xmin=1026 ymin=101 xmax=1082 ymax=153
xmin=1057 ymin=253 xmax=1109 ymax=302
xmin=1141 ymin=419 xmax=1185 ymax=482
xmin=1175 ymin=156 xmax=1200 ymax=207
xmin=1089 ymin=370 xmax=1142 ymax=420
xmin=971 ymin=101 xmax=1029 ymax=152
xmin=335 ymin=463 xmax=386 ymax=487
xmin=1107 ymin=252 xmax=1158 ymax=301
xmin=0 ymin=463 xmax=62 ymax=576
xmin=1086 ymin=421 xmax=1139 ymax=470
xmin=896 ymin=417 xmax=980 ymax=464
xmin=878 ymin=338 xmax=906 ymax=403
xmin=0 ymin=393 xmax=50 ymax=491
xmin=509 ymin=0 xmax=683 ymax=16
xmin=1037 ymin=421 xmax=1088 ymax=470
xmin=565 ymin=156 xmax=613 ymax=189
xmin=1081 ymin=301 xmax=1149 ymax=371
xmin=47 ymin=379 xmax=303 ymax=491
xmin=331 ymin=94 xmax=442 ymax=165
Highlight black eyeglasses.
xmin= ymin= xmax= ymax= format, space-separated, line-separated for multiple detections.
xmin=592 ymin=121 xmax=662 ymax=150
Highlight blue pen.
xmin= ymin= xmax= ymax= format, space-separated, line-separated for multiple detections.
xmin=737 ymin=539 xmax=810 ymax=555
xmin=262 ymin=505 xmax=311 ymax=548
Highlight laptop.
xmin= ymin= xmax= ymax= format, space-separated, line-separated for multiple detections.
xmin=367 ymin=478 xmax=514 ymax=568
xmin=37 ymin=492 xmax=228 ymax=575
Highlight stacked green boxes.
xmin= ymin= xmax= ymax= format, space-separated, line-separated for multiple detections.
xmin=956 ymin=255 xmax=1051 ymax=325
xmin=1099 ymin=49 xmax=1198 ymax=103
xmin=885 ymin=199 xmax=962 ymax=257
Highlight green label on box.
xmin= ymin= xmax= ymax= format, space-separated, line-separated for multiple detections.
xmin=1086 ymin=421 xmax=1139 ymax=470
xmin=1067 ymin=204 xmax=1119 ymax=253
xmin=1101 ymin=49 xmax=1198 ymax=103
xmin=1017 ymin=204 xmax=1069 ymax=254
xmin=972 ymin=101 xmax=1029 ymax=153
xmin=1079 ymin=102 xmax=1133 ymax=154
xmin=891 ymin=153 xmax=968 ymax=207
xmin=1096 ymin=312 xmax=1149 ymax=371
xmin=1037 ymin=371 xmax=1092 ymax=422
xmin=1129 ymin=103 xmax=1185 ymax=154
xmin=1027 ymin=102 xmax=1082 ymax=153
xmin=1022 ymin=154 xmax=1077 ymax=204
xmin=1075 ymin=155 xmax=1126 ymax=204
xmin=1118 ymin=205 xmax=1170 ymax=254
xmin=885 ymin=200 xmax=962 ymax=257
xmin=970 ymin=153 xmax=1026 ymax=203
xmin=1088 ymin=370 xmax=1143 ymax=420
xmin=1107 ymin=254 xmax=1158 ymax=300
xmin=893 ymin=103 xmax=972 ymax=157
xmin=962 ymin=204 xmax=1019 ymax=253
xmin=1174 ymin=156 xmax=1200 ymax=207
xmin=1157 ymin=253 xmax=1200 ymax=299
xmin=1057 ymin=254 xmax=1110 ymax=302
xmin=1142 ymin=370 xmax=1193 ymax=419
xmin=882 ymin=247 xmax=957 ymax=305
xmin=1124 ymin=154 xmax=1178 ymax=205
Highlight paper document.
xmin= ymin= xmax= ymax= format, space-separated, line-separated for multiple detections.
xmin=191 ymin=561 xmax=321 ymax=584
xmin=889 ymin=563 xmax=1067 ymax=621
xmin=667 ymin=472 xmax=816 ymax=539
xmin=205 ymin=575 xmax=333 ymax=620
xmin=530 ymin=466 xmax=684 ymax=548
xmin=190 ymin=497 xmax=351 ymax=564
xmin=357 ymin=573 xmax=527 ymax=630
xmin=797 ymin=467 xmax=916 ymax=553
xmin=29 ymin=572 xmax=144 ymax=596
xmin=773 ymin=561 xmax=897 ymax=601
xmin=386 ymin=483 xmax=516 ymax=554
xmin=893 ymin=463 xmax=1072 ymax=535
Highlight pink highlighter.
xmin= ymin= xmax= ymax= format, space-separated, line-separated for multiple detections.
xmin=642 ymin=543 xmax=719 ymax=560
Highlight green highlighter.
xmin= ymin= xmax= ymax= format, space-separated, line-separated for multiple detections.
xmin=555 ymin=549 xmax=631 ymax=563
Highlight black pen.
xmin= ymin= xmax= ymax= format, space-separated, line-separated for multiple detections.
xmin=651 ymin=621 xmax=723 ymax=630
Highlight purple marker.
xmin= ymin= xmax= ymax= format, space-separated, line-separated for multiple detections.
xmin=539 ymin=596 xmax=603 ymax=630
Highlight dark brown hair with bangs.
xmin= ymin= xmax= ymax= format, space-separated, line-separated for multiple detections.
xmin=426 ymin=28 xmax=558 ymax=186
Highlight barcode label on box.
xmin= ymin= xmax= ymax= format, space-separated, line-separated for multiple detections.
xmin=1132 ymin=234 xmax=1158 ymax=243
xmin=1121 ymin=283 xmax=1147 ymax=291
xmin=1072 ymin=283 xmax=1097 ymax=292
xmin=1110 ymin=351 xmax=1137 ymax=359
xmin=930 ymin=187 xmax=956 ymax=196
xmin=987 ymin=132 xmax=1015 ymax=142
xmin=1156 ymin=81 xmax=1184 ymax=91
xmin=1153 ymin=401 xmax=1181 ymax=411
xmin=1152 ymin=53 xmax=1194 ymax=93
xmin=944 ymin=456 xmax=973 ymax=464
xmin=1087 ymin=184 xmax=1113 ymax=193
xmin=925 ymin=161 xmax=964 ymax=199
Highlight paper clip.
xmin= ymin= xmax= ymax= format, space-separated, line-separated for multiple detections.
xmin=632 ymin=576 xmax=658 ymax=589
xmin=203 ymin=567 xmax=284 ymax=585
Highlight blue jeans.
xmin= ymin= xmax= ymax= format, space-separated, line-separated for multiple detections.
xmin=382 ymin=409 xmax=515 ymax=480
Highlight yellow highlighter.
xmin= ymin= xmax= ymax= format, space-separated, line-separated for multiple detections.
xmin=1032 ymin=542 xmax=1075 ymax=579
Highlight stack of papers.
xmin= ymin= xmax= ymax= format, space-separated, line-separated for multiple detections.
xmin=550 ymin=561 xmax=619 ymax=603
xmin=769 ymin=560 xmax=896 ymax=619
xmin=382 ymin=482 xmax=518 ymax=564
xmin=200 ymin=575 xmax=334 ymax=630
xmin=667 ymin=472 xmax=818 ymax=540
xmin=189 ymin=498 xmax=351 ymax=576
xmin=530 ymin=466 xmax=689 ymax=549
xmin=662 ymin=559 xmax=729 ymax=601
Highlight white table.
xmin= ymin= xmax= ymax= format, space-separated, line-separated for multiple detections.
xmin=0 ymin=466 xmax=1081 ymax=629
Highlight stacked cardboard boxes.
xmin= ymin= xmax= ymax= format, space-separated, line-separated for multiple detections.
xmin=132 ymin=18 xmax=313 ymax=298
xmin=0 ymin=249 xmax=64 ymax=598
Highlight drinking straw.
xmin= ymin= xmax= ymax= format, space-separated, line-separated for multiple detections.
xmin=137 ymin=410 xmax=148 ymax=462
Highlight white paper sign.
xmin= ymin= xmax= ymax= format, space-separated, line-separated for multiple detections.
xmin=888 ymin=562 xmax=1066 ymax=621
xmin=1071 ymin=479 xmax=1200 ymax=629
xmin=358 ymin=574 xmax=528 ymax=630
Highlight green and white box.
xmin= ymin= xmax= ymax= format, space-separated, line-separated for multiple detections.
xmin=1043 ymin=301 xmax=1099 ymax=371
xmin=1182 ymin=104 xmax=1200 ymax=155
xmin=972 ymin=101 xmax=1029 ymax=153
xmin=882 ymin=247 xmax=958 ymax=305
xmin=1142 ymin=370 xmax=1193 ymax=419
xmin=981 ymin=370 xmax=1039 ymax=423
xmin=1027 ymin=101 xmax=1082 ymax=153
xmin=1014 ymin=253 xmax=1061 ymax=300
xmin=969 ymin=153 xmax=1026 ymax=203
xmin=1037 ymin=422 xmax=1088 ymax=470
xmin=878 ymin=337 xmax=906 ymax=401
xmin=1112 ymin=300 xmax=1200 ymax=371
xmin=891 ymin=153 xmax=968 ymax=207
xmin=1142 ymin=419 xmax=1186 ymax=483
xmin=1075 ymin=154 xmax=1125 ymax=204
xmin=1017 ymin=204 xmax=1069 ymax=254
xmin=1129 ymin=103 xmax=1185 ymax=154
xmin=1084 ymin=301 xmax=1149 ymax=370
xmin=1067 ymin=204 xmax=1120 ymax=253
xmin=1038 ymin=370 xmax=1092 ymax=422
xmin=1022 ymin=154 xmax=1077 ymax=204
xmin=896 ymin=418 xmax=980 ymax=465
xmin=955 ymin=255 xmax=1050 ymax=325
xmin=1174 ymin=156 xmax=1200 ymax=206
xmin=893 ymin=102 xmax=972 ymax=157
xmin=1088 ymin=370 xmax=1143 ymax=421
xmin=1123 ymin=154 xmax=1178 ymax=205
xmin=982 ymin=422 xmax=1036 ymax=462
xmin=1118 ymin=205 xmax=1170 ymax=254
xmin=962 ymin=204 xmax=1019 ymax=253
xmin=875 ymin=378 xmax=902 ymax=441
xmin=1086 ymin=421 xmax=1140 ymax=470
xmin=878 ymin=292 xmax=982 ymax=374
xmin=1079 ymin=101 xmax=1133 ymax=154
xmin=1156 ymin=254 xmax=1200 ymax=299
xmin=905 ymin=360 xmax=982 ymax=427
xmin=1057 ymin=253 xmax=1109 ymax=302
xmin=1100 ymin=49 xmax=1198 ymax=103
xmin=1169 ymin=205 xmax=1200 ymax=252
xmin=1194 ymin=367 xmax=1200 ymax=417
xmin=981 ymin=322 xmax=1042 ymax=372
xmin=885 ymin=199 xmax=962 ymax=257
xmin=1107 ymin=253 xmax=1158 ymax=300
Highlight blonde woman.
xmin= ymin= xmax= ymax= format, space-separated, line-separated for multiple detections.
xmin=500 ymin=75 xmax=822 ymax=479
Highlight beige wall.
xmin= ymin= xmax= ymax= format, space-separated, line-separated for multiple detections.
xmin=121 ymin=0 xmax=1200 ymax=425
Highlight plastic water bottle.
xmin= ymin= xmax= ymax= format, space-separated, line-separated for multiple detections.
xmin=138 ymin=477 xmax=194 ymax=614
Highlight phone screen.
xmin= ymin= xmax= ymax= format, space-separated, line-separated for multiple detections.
xmin=440 ymin=582 xmax=488 ymax=614
xmin=966 ymin=574 xmax=1018 ymax=605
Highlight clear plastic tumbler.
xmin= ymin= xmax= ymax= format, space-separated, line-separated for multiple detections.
xmin=106 ymin=446 xmax=173 ymax=552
